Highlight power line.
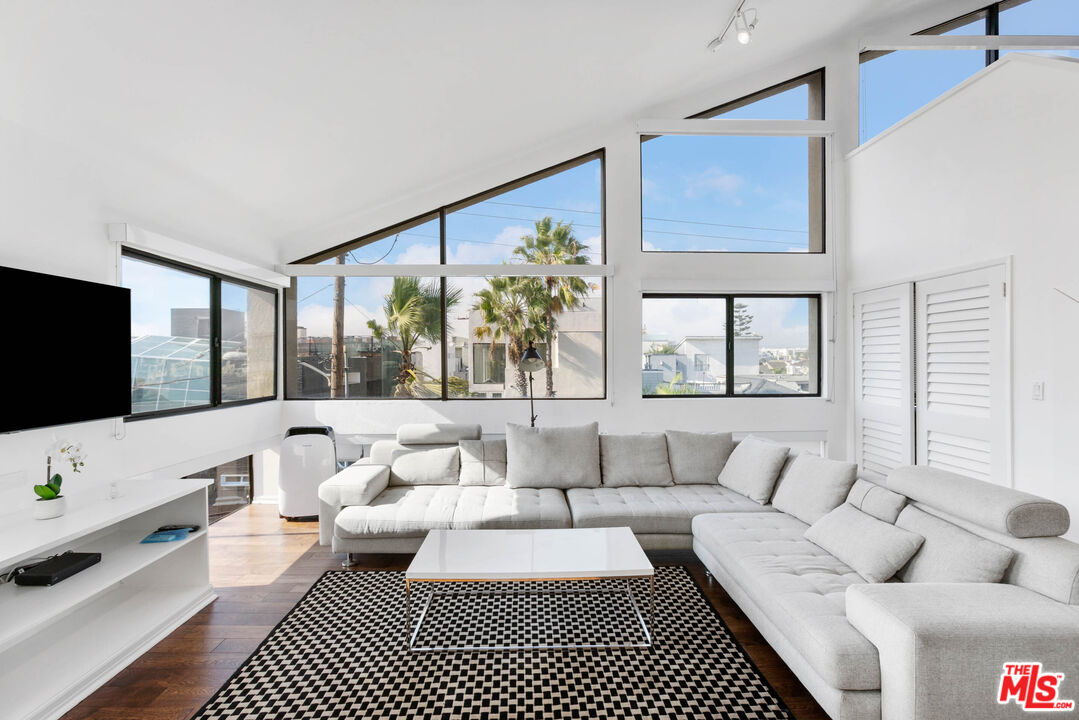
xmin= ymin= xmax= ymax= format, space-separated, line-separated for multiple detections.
xmin=478 ymin=199 xmax=808 ymax=235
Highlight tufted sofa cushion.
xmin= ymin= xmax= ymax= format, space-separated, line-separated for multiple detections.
xmin=334 ymin=486 xmax=571 ymax=538
xmin=692 ymin=512 xmax=880 ymax=691
xmin=566 ymin=485 xmax=774 ymax=535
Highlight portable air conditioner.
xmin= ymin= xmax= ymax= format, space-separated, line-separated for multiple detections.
xmin=278 ymin=426 xmax=337 ymax=519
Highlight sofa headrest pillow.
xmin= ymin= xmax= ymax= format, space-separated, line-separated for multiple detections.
xmin=388 ymin=446 xmax=460 ymax=486
xmin=717 ymin=435 xmax=790 ymax=504
xmin=664 ymin=430 xmax=734 ymax=485
xmin=505 ymin=422 xmax=601 ymax=489
xmin=887 ymin=465 xmax=1070 ymax=538
xmin=771 ymin=454 xmax=858 ymax=525
xmin=459 ymin=439 xmax=507 ymax=487
xmin=600 ymin=434 xmax=673 ymax=487
xmin=396 ymin=423 xmax=482 ymax=445
xmin=805 ymin=503 xmax=925 ymax=584
xmin=895 ymin=505 xmax=1016 ymax=584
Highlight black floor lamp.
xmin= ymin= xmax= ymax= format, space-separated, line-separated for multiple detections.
xmin=519 ymin=341 xmax=545 ymax=427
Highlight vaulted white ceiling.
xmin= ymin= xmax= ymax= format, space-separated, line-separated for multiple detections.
xmin=1 ymin=0 xmax=958 ymax=261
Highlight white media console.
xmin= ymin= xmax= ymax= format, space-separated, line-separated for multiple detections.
xmin=0 ymin=478 xmax=216 ymax=720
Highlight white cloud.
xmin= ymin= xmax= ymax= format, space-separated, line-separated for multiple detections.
xmin=643 ymin=296 xmax=810 ymax=350
xmin=684 ymin=166 xmax=745 ymax=204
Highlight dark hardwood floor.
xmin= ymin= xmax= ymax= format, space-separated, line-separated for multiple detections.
xmin=61 ymin=504 xmax=828 ymax=720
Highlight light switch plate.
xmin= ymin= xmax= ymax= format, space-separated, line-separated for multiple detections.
xmin=1032 ymin=382 xmax=1045 ymax=401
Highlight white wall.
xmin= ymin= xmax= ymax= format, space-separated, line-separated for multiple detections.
xmin=847 ymin=54 xmax=1079 ymax=537
xmin=0 ymin=118 xmax=283 ymax=513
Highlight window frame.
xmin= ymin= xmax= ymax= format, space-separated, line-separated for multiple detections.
xmin=285 ymin=149 xmax=608 ymax=401
xmin=122 ymin=248 xmax=280 ymax=421
xmin=641 ymin=292 xmax=823 ymax=399
xmin=639 ymin=70 xmax=827 ymax=256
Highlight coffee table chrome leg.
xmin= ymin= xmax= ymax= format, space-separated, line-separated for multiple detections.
xmin=409 ymin=584 xmax=435 ymax=651
xmin=650 ymin=574 xmax=655 ymax=644
xmin=625 ymin=577 xmax=652 ymax=647
xmin=405 ymin=579 xmax=412 ymax=645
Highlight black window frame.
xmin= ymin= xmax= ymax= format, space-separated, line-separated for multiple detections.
xmin=642 ymin=292 xmax=823 ymax=399
xmin=122 ymin=248 xmax=280 ymax=422
xmin=640 ymin=69 xmax=827 ymax=256
xmin=285 ymin=149 xmax=607 ymax=402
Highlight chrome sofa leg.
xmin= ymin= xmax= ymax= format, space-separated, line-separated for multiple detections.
xmin=705 ymin=569 xmax=713 ymax=583
xmin=342 ymin=553 xmax=360 ymax=568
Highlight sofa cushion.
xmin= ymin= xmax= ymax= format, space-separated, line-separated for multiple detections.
xmin=805 ymin=503 xmax=925 ymax=583
xmin=846 ymin=478 xmax=907 ymax=523
xmin=505 ymin=422 xmax=601 ymax=489
xmin=459 ymin=439 xmax=507 ymax=487
xmin=334 ymin=486 xmax=572 ymax=538
xmin=895 ymin=505 xmax=1016 ymax=583
xmin=664 ymin=430 xmax=734 ymax=485
xmin=771 ymin=454 xmax=858 ymax=525
xmin=599 ymin=434 xmax=673 ymax=487
xmin=717 ymin=436 xmax=790 ymax=504
xmin=692 ymin=512 xmax=881 ymax=690
xmin=887 ymin=465 xmax=1070 ymax=538
xmin=567 ymin=485 xmax=775 ymax=535
xmin=388 ymin=445 xmax=460 ymax=486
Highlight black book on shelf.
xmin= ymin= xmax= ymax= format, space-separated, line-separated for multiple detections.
xmin=14 ymin=552 xmax=101 ymax=587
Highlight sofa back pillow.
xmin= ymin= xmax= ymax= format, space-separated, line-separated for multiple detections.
xmin=716 ymin=436 xmax=790 ymax=504
xmin=771 ymin=454 xmax=858 ymax=525
xmin=895 ymin=505 xmax=1016 ymax=583
xmin=459 ymin=439 xmax=507 ymax=487
xmin=805 ymin=503 xmax=925 ymax=583
xmin=600 ymin=434 xmax=673 ymax=487
xmin=664 ymin=430 xmax=734 ymax=485
xmin=388 ymin=445 xmax=460 ymax=486
xmin=505 ymin=422 xmax=601 ymax=489
xmin=846 ymin=478 xmax=907 ymax=523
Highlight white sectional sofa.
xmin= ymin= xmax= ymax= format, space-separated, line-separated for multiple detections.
xmin=318 ymin=422 xmax=1079 ymax=720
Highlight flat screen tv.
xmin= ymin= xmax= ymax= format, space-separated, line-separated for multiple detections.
xmin=1 ymin=265 xmax=131 ymax=433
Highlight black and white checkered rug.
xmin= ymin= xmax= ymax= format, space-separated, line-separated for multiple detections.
xmin=193 ymin=565 xmax=791 ymax=719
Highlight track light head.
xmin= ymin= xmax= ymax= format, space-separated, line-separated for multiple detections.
xmin=706 ymin=3 xmax=758 ymax=51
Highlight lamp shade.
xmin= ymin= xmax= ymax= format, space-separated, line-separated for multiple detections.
xmin=519 ymin=341 xmax=545 ymax=373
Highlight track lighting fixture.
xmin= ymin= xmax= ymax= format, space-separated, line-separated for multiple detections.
xmin=706 ymin=1 xmax=758 ymax=51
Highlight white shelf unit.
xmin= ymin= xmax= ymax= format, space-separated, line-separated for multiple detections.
xmin=0 ymin=478 xmax=216 ymax=720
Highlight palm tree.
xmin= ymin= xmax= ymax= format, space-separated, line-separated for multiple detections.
xmin=471 ymin=276 xmax=544 ymax=397
xmin=367 ymin=277 xmax=461 ymax=397
xmin=513 ymin=217 xmax=594 ymax=396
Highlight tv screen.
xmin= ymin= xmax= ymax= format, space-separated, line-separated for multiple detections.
xmin=1 ymin=265 xmax=131 ymax=433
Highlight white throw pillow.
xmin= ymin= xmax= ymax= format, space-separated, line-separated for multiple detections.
xmin=600 ymin=434 xmax=673 ymax=487
xmin=505 ymin=422 xmax=601 ymax=489
xmin=716 ymin=436 xmax=790 ymax=504
xmin=458 ymin=439 xmax=507 ymax=487
xmin=771 ymin=454 xmax=858 ymax=525
xmin=664 ymin=430 xmax=734 ymax=485
xmin=895 ymin=506 xmax=1016 ymax=583
xmin=388 ymin=446 xmax=460 ymax=486
xmin=805 ymin=503 xmax=925 ymax=583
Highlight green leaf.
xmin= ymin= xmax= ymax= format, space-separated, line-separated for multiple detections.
xmin=51 ymin=474 xmax=63 ymax=488
xmin=34 ymin=484 xmax=58 ymax=500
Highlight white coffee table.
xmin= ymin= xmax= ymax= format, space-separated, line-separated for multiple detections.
xmin=405 ymin=527 xmax=655 ymax=651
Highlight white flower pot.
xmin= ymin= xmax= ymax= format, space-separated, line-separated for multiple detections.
xmin=33 ymin=495 xmax=67 ymax=520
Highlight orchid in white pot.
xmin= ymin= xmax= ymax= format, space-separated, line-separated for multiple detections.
xmin=33 ymin=440 xmax=87 ymax=519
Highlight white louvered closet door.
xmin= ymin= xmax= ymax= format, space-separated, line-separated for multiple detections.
xmin=915 ymin=265 xmax=1008 ymax=486
xmin=853 ymin=284 xmax=915 ymax=480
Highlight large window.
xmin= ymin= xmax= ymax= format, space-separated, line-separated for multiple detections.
xmin=860 ymin=0 xmax=1079 ymax=141
xmin=123 ymin=250 xmax=278 ymax=418
xmin=641 ymin=70 xmax=825 ymax=254
xmin=287 ymin=151 xmax=606 ymax=400
xmin=642 ymin=294 xmax=820 ymax=397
